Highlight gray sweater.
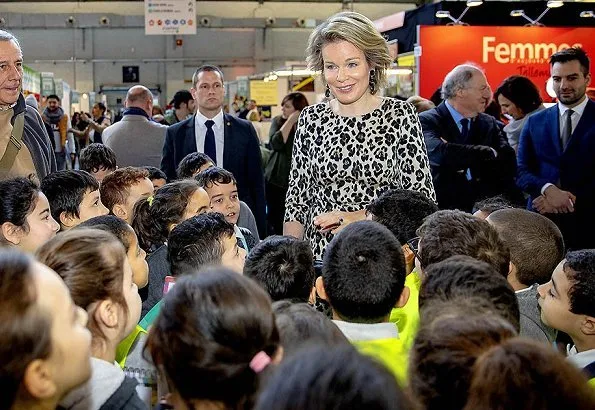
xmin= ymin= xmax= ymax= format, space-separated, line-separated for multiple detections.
xmin=517 ymin=284 xmax=557 ymax=343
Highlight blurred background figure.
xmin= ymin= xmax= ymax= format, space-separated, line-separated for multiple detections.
xmin=406 ymin=95 xmax=435 ymax=113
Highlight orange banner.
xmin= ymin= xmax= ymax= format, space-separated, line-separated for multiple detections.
xmin=418 ymin=26 xmax=594 ymax=101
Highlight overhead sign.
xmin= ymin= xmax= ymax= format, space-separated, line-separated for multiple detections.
xmin=145 ymin=0 xmax=196 ymax=35
xmin=249 ymin=80 xmax=278 ymax=106
xmin=418 ymin=26 xmax=593 ymax=102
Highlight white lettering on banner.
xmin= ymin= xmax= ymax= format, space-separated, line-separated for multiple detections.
xmin=482 ymin=37 xmax=583 ymax=64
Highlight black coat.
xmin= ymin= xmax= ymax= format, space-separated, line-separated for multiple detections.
xmin=419 ymin=102 xmax=517 ymax=211
xmin=160 ymin=113 xmax=266 ymax=236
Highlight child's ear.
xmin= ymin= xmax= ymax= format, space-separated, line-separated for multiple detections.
xmin=112 ymin=204 xmax=127 ymax=221
xmin=581 ymin=316 xmax=595 ymax=336
xmin=59 ymin=211 xmax=76 ymax=229
xmin=22 ymin=359 xmax=57 ymax=400
xmin=315 ymin=276 xmax=328 ymax=302
xmin=308 ymin=286 xmax=317 ymax=305
xmin=395 ymin=286 xmax=410 ymax=309
xmin=272 ymin=346 xmax=284 ymax=365
xmin=95 ymin=299 xmax=119 ymax=330
xmin=1 ymin=222 xmax=22 ymax=245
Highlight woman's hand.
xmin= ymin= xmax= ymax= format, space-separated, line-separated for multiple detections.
xmin=313 ymin=210 xmax=366 ymax=235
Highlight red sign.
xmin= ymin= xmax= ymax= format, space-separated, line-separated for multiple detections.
xmin=418 ymin=26 xmax=594 ymax=102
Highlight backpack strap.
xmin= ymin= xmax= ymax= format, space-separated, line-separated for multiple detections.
xmin=0 ymin=111 xmax=25 ymax=177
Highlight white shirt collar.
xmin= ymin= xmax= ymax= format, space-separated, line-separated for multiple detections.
xmin=567 ymin=345 xmax=595 ymax=370
xmin=558 ymin=95 xmax=589 ymax=118
xmin=332 ymin=320 xmax=399 ymax=342
xmin=195 ymin=109 xmax=224 ymax=131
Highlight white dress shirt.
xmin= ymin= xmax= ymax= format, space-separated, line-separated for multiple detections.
xmin=540 ymin=95 xmax=589 ymax=195
xmin=194 ymin=109 xmax=225 ymax=167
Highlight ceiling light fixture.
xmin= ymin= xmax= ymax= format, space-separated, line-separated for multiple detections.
xmin=547 ymin=1 xmax=564 ymax=8
xmin=580 ymin=11 xmax=594 ymax=18
xmin=510 ymin=0 xmax=565 ymax=27
xmin=435 ymin=2 xmax=483 ymax=26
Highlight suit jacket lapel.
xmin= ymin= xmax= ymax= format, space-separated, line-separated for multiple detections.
xmin=223 ymin=114 xmax=233 ymax=168
xmin=437 ymin=102 xmax=463 ymax=143
xmin=568 ymin=99 xmax=595 ymax=149
xmin=185 ymin=115 xmax=197 ymax=154
xmin=547 ymin=106 xmax=562 ymax=156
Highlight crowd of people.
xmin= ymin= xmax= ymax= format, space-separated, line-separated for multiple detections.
xmin=0 ymin=8 xmax=594 ymax=410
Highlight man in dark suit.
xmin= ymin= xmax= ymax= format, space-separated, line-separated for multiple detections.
xmin=419 ymin=64 xmax=517 ymax=212
xmin=161 ymin=65 xmax=266 ymax=236
xmin=517 ymin=47 xmax=594 ymax=250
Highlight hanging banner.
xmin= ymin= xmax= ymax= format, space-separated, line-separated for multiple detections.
xmin=418 ymin=26 xmax=594 ymax=102
xmin=145 ymin=0 xmax=196 ymax=35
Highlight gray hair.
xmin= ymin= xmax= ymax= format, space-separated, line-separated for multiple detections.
xmin=441 ymin=64 xmax=484 ymax=100
xmin=0 ymin=30 xmax=21 ymax=50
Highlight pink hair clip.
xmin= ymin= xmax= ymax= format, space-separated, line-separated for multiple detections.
xmin=249 ymin=351 xmax=271 ymax=373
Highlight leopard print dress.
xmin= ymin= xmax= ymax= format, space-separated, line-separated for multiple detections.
xmin=284 ymin=98 xmax=436 ymax=259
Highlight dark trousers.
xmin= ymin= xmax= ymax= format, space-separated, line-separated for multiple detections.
xmin=266 ymin=182 xmax=287 ymax=236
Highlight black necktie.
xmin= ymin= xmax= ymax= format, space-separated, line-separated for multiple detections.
xmin=561 ymin=109 xmax=574 ymax=150
xmin=204 ymin=120 xmax=216 ymax=163
xmin=460 ymin=118 xmax=470 ymax=142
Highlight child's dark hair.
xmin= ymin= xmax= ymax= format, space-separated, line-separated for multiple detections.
xmin=463 ymin=338 xmax=595 ymax=410
xmin=417 ymin=210 xmax=510 ymax=276
xmin=565 ymin=250 xmax=595 ymax=318
xmin=322 ymin=220 xmax=406 ymax=323
xmin=272 ymin=301 xmax=348 ymax=357
xmin=143 ymin=166 xmax=167 ymax=182
xmin=40 ymin=170 xmax=99 ymax=223
xmin=244 ymin=236 xmax=315 ymax=302
xmin=0 ymin=250 xmax=52 ymax=409
xmin=99 ymin=166 xmax=150 ymax=213
xmin=366 ymin=189 xmax=438 ymax=244
xmin=195 ymin=166 xmax=237 ymax=189
xmin=487 ymin=208 xmax=564 ymax=286
xmin=177 ymin=152 xmax=214 ymax=179
xmin=79 ymin=143 xmax=117 ymax=174
xmin=168 ymin=213 xmax=235 ymax=277
xmin=131 ymin=180 xmax=202 ymax=252
xmin=472 ymin=195 xmax=514 ymax=216
xmin=77 ymin=215 xmax=133 ymax=250
xmin=254 ymin=345 xmax=412 ymax=410
xmin=36 ymin=229 xmax=129 ymax=343
xmin=420 ymin=255 xmax=520 ymax=332
xmin=0 ymin=177 xmax=40 ymax=245
xmin=409 ymin=298 xmax=517 ymax=410
xmin=145 ymin=267 xmax=279 ymax=409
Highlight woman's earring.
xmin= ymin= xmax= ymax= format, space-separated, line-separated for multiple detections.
xmin=325 ymin=84 xmax=331 ymax=99
xmin=369 ymin=70 xmax=376 ymax=94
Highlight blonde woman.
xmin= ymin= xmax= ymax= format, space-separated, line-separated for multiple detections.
xmin=284 ymin=11 xmax=435 ymax=258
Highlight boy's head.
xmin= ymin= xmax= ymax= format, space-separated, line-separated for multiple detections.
xmin=318 ymin=220 xmax=408 ymax=323
xmin=168 ymin=212 xmax=246 ymax=276
xmin=142 ymin=166 xmax=167 ymax=192
xmin=79 ymin=143 xmax=117 ymax=182
xmin=40 ymin=170 xmax=108 ymax=231
xmin=420 ymin=255 xmax=521 ymax=332
xmin=177 ymin=152 xmax=214 ymax=179
xmin=472 ymin=195 xmax=514 ymax=219
xmin=99 ymin=167 xmax=153 ymax=224
xmin=366 ymin=189 xmax=438 ymax=244
xmin=77 ymin=215 xmax=148 ymax=288
xmin=195 ymin=167 xmax=240 ymax=225
xmin=417 ymin=210 xmax=510 ymax=277
xmin=487 ymin=208 xmax=564 ymax=290
xmin=538 ymin=250 xmax=595 ymax=343
xmin=244 ymin=236 xmax=316 ymax=303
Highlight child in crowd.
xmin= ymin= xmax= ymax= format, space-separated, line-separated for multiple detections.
xmin=41 ymin=170 xmax=109 ymax=231
xmin=140 ymin=212 xmax=246 ymax=329
xmin=538 ymin=250 xmax=595 ymax=384
xmin=99 ymin=167 xmax=154 ymax=224
xmin=463 ymin=338 xmax=595 ymax=409
xmin=420 ymin=256 xmax=521 ymax=332
xmin=0 ymin=177 xmax=59 ymax=253
xmin=79 ymin=143 xmax=117 ymax=183
xmin=471 ymin=195 xmax=515 ymax=219
xmin=176 ymin=152 xmax=214 ymax=179
xmin=273 ymin=301 xmax=348 ymax=357
xmin=244 ymin=235 xmax=316 ymax=303
xmin=316 ymin=220 xmax=409 ymax=383
xmin=196 ymin=167 xmax=260 ymax=246
xmin=409 ymin=298 xmax=517 ymax=410
xmin=0 ymin=249 xmax=92 ymax=410
xmin=132 ymin=180 xmax=210 ymax=317
xmin=142 ymin=166 xmax=167 ymax=192
xmin=366 ymin=188 xmax=438 ymax=350
xmin=77 ymin=215 xmax=150 ymax=371
xmin=416 ymin=209 xmax=510 ymax=277
xmin=487 ymin=208 xmax=563 ymax=342
xmin=145 ymin=267 xmax=281 ymax=409
xmin=37 ymin=229 xmax=146 ymax=409
xmin=255 ymin=345 xmax=413 ymax=410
